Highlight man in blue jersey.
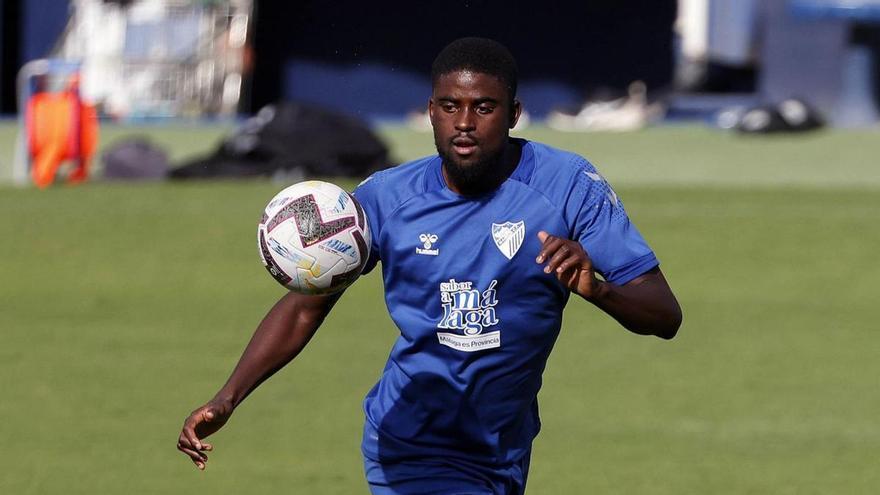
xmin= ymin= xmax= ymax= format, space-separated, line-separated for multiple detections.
xmin=178 ymin=38 xmax=682 ymax=494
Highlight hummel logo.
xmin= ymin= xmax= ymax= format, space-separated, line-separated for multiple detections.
xmin=417 ymin=233 xmax=439 ymax=256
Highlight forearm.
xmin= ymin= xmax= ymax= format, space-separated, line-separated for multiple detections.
xmin=586 ymin=269 xmax=682 ymax=339
xmin=214 ymin=291 xmax=340 ymax=408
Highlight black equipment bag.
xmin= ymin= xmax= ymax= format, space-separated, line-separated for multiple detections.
xmin=170 ymin=102 xmax=391 ymax=179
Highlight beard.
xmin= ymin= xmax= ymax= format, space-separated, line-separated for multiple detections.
xmin=436 ymin=141 xmax=506 ymax=195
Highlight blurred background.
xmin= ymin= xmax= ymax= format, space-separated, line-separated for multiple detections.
xmin=1 ymin=1 xmax=878 ymax=493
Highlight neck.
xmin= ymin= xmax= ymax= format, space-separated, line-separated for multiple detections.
xmin=443 ymin=139 xmax=522 ymax=196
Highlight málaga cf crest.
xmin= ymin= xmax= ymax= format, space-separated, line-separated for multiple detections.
xmin=491 ymin=221 xmax=525 ymax=260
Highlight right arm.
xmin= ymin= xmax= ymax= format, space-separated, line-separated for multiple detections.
xmin=177 ymin=290 xmax=342 ymax=470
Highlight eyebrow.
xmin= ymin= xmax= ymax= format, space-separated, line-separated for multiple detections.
xmin=436 ymin=97 xmax=500 ymax=105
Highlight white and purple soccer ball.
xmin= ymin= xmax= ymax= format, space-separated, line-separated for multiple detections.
xmin=257 ymin=181 xmax=371 ymax=295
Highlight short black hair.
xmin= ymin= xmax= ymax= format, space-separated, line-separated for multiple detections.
xmin=431 ymin=37 xmax=518 ymax=103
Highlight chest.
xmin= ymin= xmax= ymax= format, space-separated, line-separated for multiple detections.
xmin=378 ymin=186 xmax=569 ymax=302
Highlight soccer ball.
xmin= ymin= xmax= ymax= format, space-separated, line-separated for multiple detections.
xmin=257 ymin=181 xmax=371 ymax=295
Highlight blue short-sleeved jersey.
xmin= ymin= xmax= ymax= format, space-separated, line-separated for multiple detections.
xmin=352 ymin=139 xmax=658 ymax=466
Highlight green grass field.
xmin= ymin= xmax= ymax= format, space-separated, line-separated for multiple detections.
xmin=2 ymin=124 xmax=879 ymax=493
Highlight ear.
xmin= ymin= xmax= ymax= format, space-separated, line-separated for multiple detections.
xmin=428 ymin=98 xmax=436 ymax=126
xmin=509 ymin=99 xmax=522 ymax=129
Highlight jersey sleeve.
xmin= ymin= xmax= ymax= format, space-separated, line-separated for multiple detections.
xmin=352 ymin=175 xmax=383 ymax=275
xmin=568 ymin=160 xmax=658 ymax=285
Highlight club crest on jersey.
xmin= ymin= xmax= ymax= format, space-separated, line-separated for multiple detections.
xmin=436 ymin=279 xmax=501 ymax=352
xmin=492 ymin=221 xmax=525 ymax=260
xmin=417 ymin=233 xmax=439 ymax=256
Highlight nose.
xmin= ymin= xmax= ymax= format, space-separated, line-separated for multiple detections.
xmin=454 ymin=107 xmax=475 ymax=132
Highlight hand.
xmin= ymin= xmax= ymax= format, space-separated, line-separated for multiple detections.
xmin=177 ymin=398 xmax=233 ymax=470
xmin=536 ymin=231 xmax=600 ymax=299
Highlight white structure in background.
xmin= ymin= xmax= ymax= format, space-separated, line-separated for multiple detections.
xmin=676 ymin=0 xmax=759 ymax=66
xmin=56 ymin=1 xmax=126 ymax=113
xmin=55 ymin=0 xmax=252 ymax=119
xmin=675 ymin=0 xmax=760 ymax=87
xmin=675 ymin=0 xmax=880 ymax=127
xmin=706 ymin=0 xmax=760 ymax=67
xmin=676 ymin=0 xmax=709 ymax=67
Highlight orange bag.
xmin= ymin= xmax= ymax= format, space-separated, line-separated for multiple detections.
xmin=26 ymin=76 xmax=98 ymax=188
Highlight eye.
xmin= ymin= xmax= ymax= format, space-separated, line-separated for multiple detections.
xmin=441 ymin=102 xmax=456 ymax=113
xmin=476 ymin=105 xmax=495 ymax=115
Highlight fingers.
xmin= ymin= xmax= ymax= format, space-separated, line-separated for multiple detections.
xmin=182 ymin=419 xmax=203 ymax=451
xmin=536 ymin=231 xmax=596 ymax=296
xmin=185 ymin=406 xmax=219 ymax=449
xmin=544 ymin=244 xmax=573 ymax=274
xmin=178 ymin=407 xmax=218 ymax=470
xmin=555 ymin=256 xmax=585 ymax=276
xmin=536 ymin=232 xmax=586 ymax=274
xmin=177 ymin=437 xmax=209 ymax=470
xmin=535 ymin=233 xmax=565 ymax=267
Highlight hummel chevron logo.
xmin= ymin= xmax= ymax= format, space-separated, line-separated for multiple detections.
xmin=417 ymin=233 xmax=439 ymax=256
xmin=266 ymin=194 xmax=355 ymax=247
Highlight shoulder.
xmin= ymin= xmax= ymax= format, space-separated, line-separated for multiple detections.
xmin=516 ymin=140 xmax=624 ymax=233
xmin=352 ymin=154 xmax=439 ymax=222
xmin=355 ymin=155 xmax=435 ymax=196
xmin=520 ymin=140 xmax=600 ymax=205
xmin=527 ymin=140 xmax=590 ymax=172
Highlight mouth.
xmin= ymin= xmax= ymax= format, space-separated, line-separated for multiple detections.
xmin=451 ymin=137 xmax=477 ymax=157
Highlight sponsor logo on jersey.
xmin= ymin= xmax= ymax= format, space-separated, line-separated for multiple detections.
xmin=436 ymin=279 xmax=500 ymax=352
xmin=491 ymin=221 xmax=525 ymax=260
xmin=416 ymin=233 xmax=439 ymax=256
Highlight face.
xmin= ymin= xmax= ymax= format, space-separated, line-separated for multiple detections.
xmin=429 ymin=70 xmax=521 ymax=191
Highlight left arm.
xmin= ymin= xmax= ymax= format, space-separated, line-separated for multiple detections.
xmin=536 ymin=231 xmax=682 ymax=339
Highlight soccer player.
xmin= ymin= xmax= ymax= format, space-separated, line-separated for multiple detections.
xmin=177 ymin=37 xmax=682 ymax=494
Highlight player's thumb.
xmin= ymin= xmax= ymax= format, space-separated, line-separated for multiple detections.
xmin=537 ymin=231 xmax=549 ymax=243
